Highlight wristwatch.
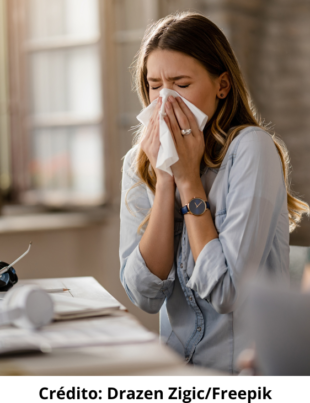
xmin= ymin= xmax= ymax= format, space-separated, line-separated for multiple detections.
xmin=180 ymin=197 xmax=210 ymax=216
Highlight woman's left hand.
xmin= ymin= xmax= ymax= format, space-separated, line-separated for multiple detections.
xmin=164 ymin=96 xmax=205 ymax=189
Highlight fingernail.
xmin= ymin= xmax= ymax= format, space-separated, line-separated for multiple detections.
xmin=165 ymin=101 xmax=171 ymax=109
xmin=168 ymin=96 xmax=174 ymax=102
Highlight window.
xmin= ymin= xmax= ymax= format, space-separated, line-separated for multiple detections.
xmin=0 ymin=0 xmax=10 ymax=203
xmin=3 ymin=0 xmax=210 ymax=211
xmin=7 ymin=0 xmax=106 ymax=206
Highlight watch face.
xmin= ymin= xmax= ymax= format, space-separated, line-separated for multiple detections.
xmin=188 ymin=198 xmax=206 ymax=216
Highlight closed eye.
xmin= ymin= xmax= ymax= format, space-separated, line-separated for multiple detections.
xmin=150 ymin=84 xmax=189 ymax=90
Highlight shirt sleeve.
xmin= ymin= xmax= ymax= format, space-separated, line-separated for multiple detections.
xmin=186 ymin=129 xmax=288 ymax=314
xmin=119 ymin=146 xmax=175 ymax=314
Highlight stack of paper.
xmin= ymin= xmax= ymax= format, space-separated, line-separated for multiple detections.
xmin=51 ymin=294 xmax=120 ymax=321
xmin=0 ymin=290 xmax=121 ymax=321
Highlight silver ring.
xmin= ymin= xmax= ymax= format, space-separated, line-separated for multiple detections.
xmin=181 ymin=129 xmax=192 ymax=136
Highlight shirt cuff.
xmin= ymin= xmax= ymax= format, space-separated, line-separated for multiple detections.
xmin=186 ymin=238 xmax=228 ymax=300
xmin=124 ymin=242 xmax=175 ymax=299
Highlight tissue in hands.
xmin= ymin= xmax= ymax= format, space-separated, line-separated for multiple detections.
xmin=137 ymin=88 xmax=208 ymax=176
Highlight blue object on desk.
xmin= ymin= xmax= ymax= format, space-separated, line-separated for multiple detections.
xmin=0 ymin=261 xmax=18 ymax=291
xmin=0 ymin=243 xmax=32 ymax=292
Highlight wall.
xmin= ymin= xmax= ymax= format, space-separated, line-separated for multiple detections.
xmin=241 ymin=0 xmax=310 ymax=245
xmin=218 ymin=0 xmax=310 ymax=245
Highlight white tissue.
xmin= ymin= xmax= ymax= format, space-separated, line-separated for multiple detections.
xmin=137 ymin=88 xmax=208 ymax=176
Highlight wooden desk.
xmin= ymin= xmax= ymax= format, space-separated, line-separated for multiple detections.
xmin=0 ymin=277 xmax=219 ymax=376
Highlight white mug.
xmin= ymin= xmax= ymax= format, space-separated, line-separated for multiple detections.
xmin=0 ymin=285 xmax=54 ymax=329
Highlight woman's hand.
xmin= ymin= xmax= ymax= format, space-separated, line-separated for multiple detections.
xmin=164 ymin=96 xmax=205 ymax=189
xmin=163 ymin=96 xmax=218 ymax=264
xmin=140 ymin=97 xmax=175 ymax=187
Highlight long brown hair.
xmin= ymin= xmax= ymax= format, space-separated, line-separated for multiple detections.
xmin=125 ymin=11 xmax=309 ymax=233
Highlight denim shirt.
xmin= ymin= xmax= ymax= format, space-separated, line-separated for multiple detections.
xmin=119 ymin=126 xmax=290 ymax=373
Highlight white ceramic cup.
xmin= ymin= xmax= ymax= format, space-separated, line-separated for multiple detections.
xmin=0 ymin=285 xmax=54 ymax=329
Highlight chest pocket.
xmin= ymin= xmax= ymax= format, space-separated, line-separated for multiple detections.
xmin=215 ymin=210 xmax=226 ymax=233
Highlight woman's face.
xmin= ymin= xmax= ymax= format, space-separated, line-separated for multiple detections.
xmin=146 ymin=49 xmax=230 ymax=120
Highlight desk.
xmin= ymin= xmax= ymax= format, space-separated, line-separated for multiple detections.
xmin=0 ymin=277 xmax=220 ymax=376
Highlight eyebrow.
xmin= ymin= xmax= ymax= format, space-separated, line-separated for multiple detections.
xmin=147 ymin=75 xmax=192 ymax=82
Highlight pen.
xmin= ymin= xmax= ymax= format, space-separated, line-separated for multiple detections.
xmin=0 ymin=242 xmax=32 ymax=276
xmin=45 ymin=288 xmax=70 ymax=293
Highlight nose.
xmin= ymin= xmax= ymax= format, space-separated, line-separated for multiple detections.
xmin=162 ymin=78 xmax=174 ymax=91
xmin=162 ymin=83 xmax=174 ymax=90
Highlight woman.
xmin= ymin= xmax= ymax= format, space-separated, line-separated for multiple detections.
xmin=119 ymin=12 xmax=309 ymax=373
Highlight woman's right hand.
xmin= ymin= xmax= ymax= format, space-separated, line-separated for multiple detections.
xmin=140 ymin=97 xmax=175 ymax=187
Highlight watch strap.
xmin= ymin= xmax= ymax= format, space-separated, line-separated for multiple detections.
xmin=181 ymin=205 xmax=189 ymax=215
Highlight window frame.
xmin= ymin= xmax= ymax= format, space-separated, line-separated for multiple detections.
xmin=6 ymin=0 xmax=118 ymax=207
xmin=0 ymin=0 xmax=11 ymax=206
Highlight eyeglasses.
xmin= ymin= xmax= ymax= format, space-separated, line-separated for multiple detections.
xmin=0 ymin=243 xmax=32 ymax=291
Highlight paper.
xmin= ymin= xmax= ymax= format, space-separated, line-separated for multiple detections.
xmin=51 ymin=294 xmax=120 ymax=320
xmin=0 ymin=291 xmax=120 ymax=321
xmin=137 ymin=88 xmax=208 ymax=175
xmin=0 ymin=316 xmax=156 ymax=355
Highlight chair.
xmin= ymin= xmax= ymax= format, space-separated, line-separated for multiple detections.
xmin=289 ymin=245 xmax=310 ymax=289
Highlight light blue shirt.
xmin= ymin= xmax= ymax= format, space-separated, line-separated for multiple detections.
xmin=119 ymin=126 xmax=290 ymax=373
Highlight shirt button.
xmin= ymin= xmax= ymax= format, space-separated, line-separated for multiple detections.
xmin=189 ymin=296 xmax=193 ymax=301
xmin=197 ymin=327 xmax=201 ymax=332
xmin=180 ymin=263 xmax=183 ymax=268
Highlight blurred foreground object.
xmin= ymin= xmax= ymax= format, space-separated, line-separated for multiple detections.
xmin=248 ymin=282 xmax=310 ymax=375
xmin=301 ymin=248 xmax=310 ymax=292
xmin=289 ymin=245 xmax=310 ymax=289
xmin=237 ymin=347 xmax=257 ymax=376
